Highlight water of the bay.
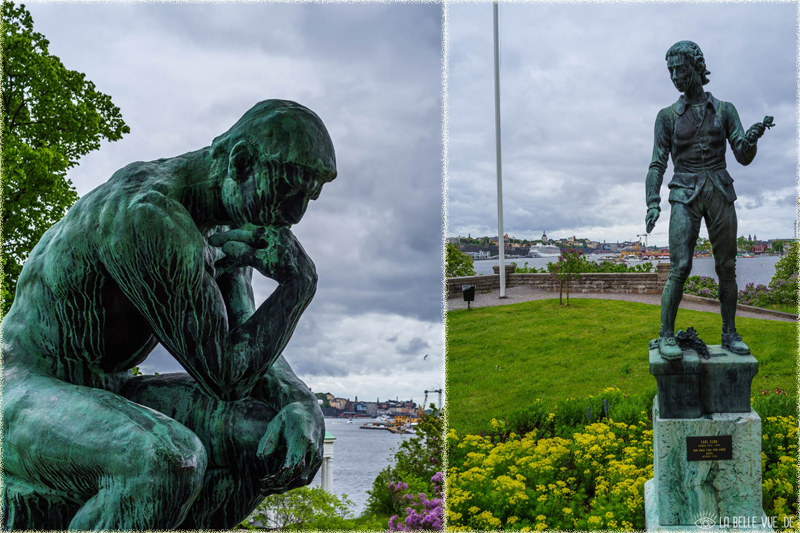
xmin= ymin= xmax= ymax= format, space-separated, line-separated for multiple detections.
xmin=472 ymin=254 xmax=781 ymax=287
xmin=309 ymin=418 xmax=411 ymax=516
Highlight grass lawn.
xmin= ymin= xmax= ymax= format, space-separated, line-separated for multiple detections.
xmin=446 ymin=298 xmax=797 ymax=434
xmin=764 ymin=302 xmax=798 ymax=314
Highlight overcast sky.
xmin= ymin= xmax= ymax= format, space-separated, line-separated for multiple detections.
xmin=25 ymin=3 xmax=444 ymax=404
xmin=447 ymin=3 xmax=797 ymax=248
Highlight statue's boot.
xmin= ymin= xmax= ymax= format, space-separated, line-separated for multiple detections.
xmin=658 ymin=336 xmax=683 ymax=360
xmin=722 ymin=330 xmax=750 ymax=355
xmin=718 ymin=278 xmax=749 ymax=354
xmin=659 ymin=274 xmax=685 ymax=361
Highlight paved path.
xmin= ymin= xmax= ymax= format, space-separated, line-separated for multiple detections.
xmin=446 ymin=284 xmax=795 ymax=322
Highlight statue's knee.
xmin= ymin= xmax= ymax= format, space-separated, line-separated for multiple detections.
xmin=669 ymin=263 xmax=691 ymax=282
xmin=140 ymin=427 xmax=207 ymax=505
xmin=716 ymin=261 xmax=736 ymax=281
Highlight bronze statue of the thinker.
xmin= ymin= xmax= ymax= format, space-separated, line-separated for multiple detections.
xmin=2 ymin=100 xmax=335 ymax=529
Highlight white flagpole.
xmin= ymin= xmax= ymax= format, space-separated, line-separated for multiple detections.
xmin=493 ymin=1 xmax=506 ymax=298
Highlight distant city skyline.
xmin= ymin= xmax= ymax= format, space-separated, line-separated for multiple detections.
xmin=448 ymin=232 xmax=794 ymax=244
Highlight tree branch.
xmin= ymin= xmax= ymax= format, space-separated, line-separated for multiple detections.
xmin=7 ymin=95 xmax=26 ymax=133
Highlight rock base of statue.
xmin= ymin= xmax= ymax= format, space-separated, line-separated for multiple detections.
xmin=649 ymin=346 xmax=758 ymax=418
xmin=646 ymin=346 xmax=771 ymax=531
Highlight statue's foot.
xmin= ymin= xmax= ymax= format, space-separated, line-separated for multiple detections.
xmin=722 ymin=331 xmax=750 ymax=355
xmin=658 ymin=336 xmax=683 ymax=360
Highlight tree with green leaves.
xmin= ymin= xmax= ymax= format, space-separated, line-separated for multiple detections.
xmin=737 ymin=235 xmax=748 ymax=249
xmin=445 ymin=243 xmax=476 ymax=278
xmin=773 ymin=240 xmax=798 ymax=281
xmin=2 ymin=2 xmax=130 ymax=313
xmin=696 ymin=237 xmax=713 ymax=254
xmin=549 ymin=249 xmax=585 ymax=305
xmin=239 ymin=486 xmax=363 ymax=530
xmin=314 ymin=392 xmax=331 ymax=408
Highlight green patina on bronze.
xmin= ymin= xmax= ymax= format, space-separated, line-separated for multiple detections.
xmin=644 ymin=41 xmax=773 ymax=360
xmin=2 ymin=99 xmax=336 ymax=530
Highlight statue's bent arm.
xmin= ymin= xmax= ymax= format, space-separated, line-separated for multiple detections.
xmin=722 ymin=102 xmax=757 ymax=166
xmin=215 ymin=265 xmax=256 ymax=329
xmin=100 ymin=195 xmax=310 ymax=402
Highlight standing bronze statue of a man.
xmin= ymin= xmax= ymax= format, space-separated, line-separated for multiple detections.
xmin=645 ymin=41 xmax=773 ymax=360
xmin=2 ymin=99 xmax=335 ymax=529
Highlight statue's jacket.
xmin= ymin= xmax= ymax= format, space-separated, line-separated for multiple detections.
xmin=646 ymin=92 xmax=757 ymax=208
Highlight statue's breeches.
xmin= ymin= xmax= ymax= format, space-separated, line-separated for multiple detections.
xmin=668 ymin=179 xmax=737 ymax=282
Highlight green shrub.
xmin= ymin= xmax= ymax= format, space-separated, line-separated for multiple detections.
xmin=240 ymin=486 xmax=356 ymax=530
xmin=494 ymin=387 xmax=657 ymax=440
xmin=773 ymin=240 xmax=798 ymax=280
xmin=684 ymin=275 xmax=719 ymax=299
xmin=446 ymin=244 xmax=476 ymax=278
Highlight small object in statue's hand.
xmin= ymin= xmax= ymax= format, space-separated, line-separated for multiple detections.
xmin=762 ymin=116 xmax=775 ymax=130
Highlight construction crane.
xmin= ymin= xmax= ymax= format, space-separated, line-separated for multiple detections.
xmin=422 ymin=389 xmax=443 ymax=412
xmin=638 ymin=232 xmax=666 ymax=251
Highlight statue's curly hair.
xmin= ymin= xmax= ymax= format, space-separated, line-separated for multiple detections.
xmin=666 ymin=41 xmax=711 ymax=86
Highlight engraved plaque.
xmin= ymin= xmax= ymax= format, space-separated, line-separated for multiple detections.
xmin=687 ymin=435 xmax=733 ymax=461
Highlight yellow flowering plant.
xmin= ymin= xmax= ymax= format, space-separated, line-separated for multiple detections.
xmin=446 ymin=389 xmax=797 ymax=531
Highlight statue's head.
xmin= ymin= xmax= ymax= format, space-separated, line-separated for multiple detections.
xmin=211 ymin=100 xmax=337 ymax=227
xmin=665 ymin=41 xmax=710 ymax=92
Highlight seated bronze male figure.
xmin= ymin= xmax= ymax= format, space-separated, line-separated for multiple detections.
xmin=2 ymin=100 xmax=335 ymax=529
xmin=645 ymin=41 xmax=772 ymax=360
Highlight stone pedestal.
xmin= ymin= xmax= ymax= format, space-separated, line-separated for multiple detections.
xmin=649 ymin=346 xmax=758 ymax=418
xmin=647 ymin=343 xmax=770 ymax=531
xmin=645 ymin=397 xmax=772 ymax=531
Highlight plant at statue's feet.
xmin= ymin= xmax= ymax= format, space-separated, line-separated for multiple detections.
xmin=446 ymin=243 xmax=476 ymax=278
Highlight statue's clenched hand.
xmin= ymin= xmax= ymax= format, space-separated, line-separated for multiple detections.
xmin=209 ymin=224 xmax=316 ymax=289
xmin=645 ymin=208 xmax=660 ymax=233
xmin=256 ymin=402 xmax=323 ymax=495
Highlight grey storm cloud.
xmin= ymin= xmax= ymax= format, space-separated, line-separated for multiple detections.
xmin=397 ymin=337 xmax=431 ymax=356
xmin=25 ymin=2 xmax=444 ymax=401
xmin=448 ymin=3 xmax=797 ymax=246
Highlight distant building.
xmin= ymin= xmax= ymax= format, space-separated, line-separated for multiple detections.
xmin=448 ymin=236 xmax=460 ymax=244
xmin=541 ymin=231 xmax=548 ymax=244
xmin=364 ymin=401 xmax=378 ymax=416
xmin=466 ymin=250 xmax=490 ymax=259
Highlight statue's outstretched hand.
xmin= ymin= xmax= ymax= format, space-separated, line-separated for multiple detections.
xmin=256 ymin=402 xmax=323 ymax=495
xmin=745 ymin=116 xmax=774 ymax=144
xmin=209 ymin=224 xmax=316 ymax=288
xmin=645 ymin=208 xmax=660 ymax=233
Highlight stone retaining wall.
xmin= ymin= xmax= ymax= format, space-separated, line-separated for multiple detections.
xmin=447 ymin=263 xmax=671 ymax=299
